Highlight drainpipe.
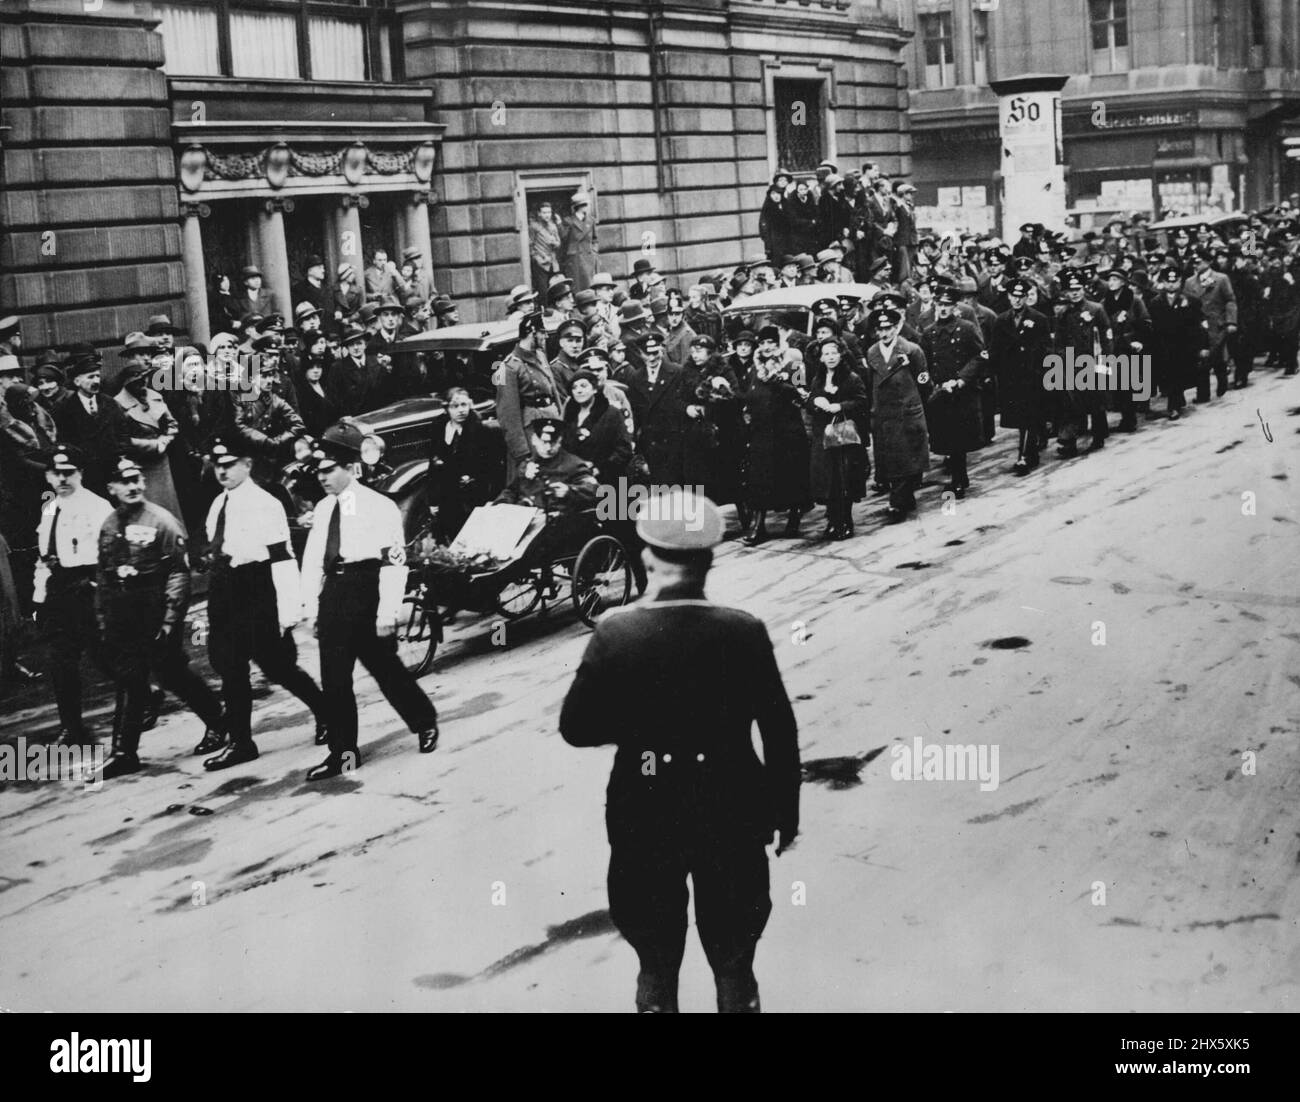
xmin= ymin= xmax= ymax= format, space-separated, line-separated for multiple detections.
xmin=647 ymin=0 xmax=667 ymax=195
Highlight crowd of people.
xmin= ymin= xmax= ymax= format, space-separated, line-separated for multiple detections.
xmin=2 ymin=168 xmax=1300 ymax=778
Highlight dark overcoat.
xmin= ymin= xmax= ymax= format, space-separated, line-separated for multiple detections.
xmin=743 ymin=371 xmax=810 ymax=510
xmin=1147 ymin=292 xmax=1209 ymax=395
xmin=864 ymin=337 xmax=930 ymax=481
xmin=989 ymin=307 xmax=1052 ymax=429
xmin=920 ymin=316 xmax=986 ymax=455
xmin=560 ymin=595 xmax=801 ymax=851
xmin=805 ymin=363 xmax=868 ymax=502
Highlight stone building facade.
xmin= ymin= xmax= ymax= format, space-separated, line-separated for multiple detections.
xmin=1 ymin=0 xmax=911 ymax=360
xmin=901 ymin=0 xmax=1300 ymax=236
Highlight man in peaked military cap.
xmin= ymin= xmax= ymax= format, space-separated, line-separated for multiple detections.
xmin=31 ymin=445 xmax=114 ymax=743
xmin=199 ymin=435 xmax=328 ymax=771
xmin=299 ymin=421 xmax=440 ymax=780
xmin=561 ymin=488 xmax=801 ymax=1013
xmin=97 ymin=454 xmax=226 ymax=779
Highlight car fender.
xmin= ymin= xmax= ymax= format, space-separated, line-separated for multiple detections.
xmin=374 ymin=458 xmax=430 ymax=498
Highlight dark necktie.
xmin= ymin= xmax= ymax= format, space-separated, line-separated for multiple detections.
xmin=46 ymin=506 xmax=60 ymax=560
xmin=87 ymin=397 xmax=96 ymax=415
xmin=324 ymin=497 xmax=342 ymax=571
xmin=211 ymin=494 xmax=228 ymax=556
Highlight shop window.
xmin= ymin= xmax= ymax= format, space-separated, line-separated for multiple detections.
xmin=774 ymin=78 xmax=827 ymax=173
xmin=920 ymin=12 xmax=955 ymax=88
xmin=156 ymin=1 xmax=392 ymax=82
xmin=1088 ymin=0 xmax=1130 ymax=75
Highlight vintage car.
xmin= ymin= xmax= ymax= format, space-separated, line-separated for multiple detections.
xmin=280 ymin=318 xmax=518 ymax=551
xmin=720 ymin=282 xmax=884 ymax=336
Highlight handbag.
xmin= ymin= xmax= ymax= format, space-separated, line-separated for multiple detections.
xmin=823 ymin=413 xmax=861 ymax=448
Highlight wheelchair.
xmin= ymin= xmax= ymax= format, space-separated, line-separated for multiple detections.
xmin=396 ymin=506 xmax=633 ymax=676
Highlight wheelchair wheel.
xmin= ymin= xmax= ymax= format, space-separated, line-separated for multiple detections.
xmin=572 ymin=535 xmax=632 ymax=626
xmin=495 ymin=576 xmax=543 ymax=620
xmin=398 ymin=582 xmax=441 ymax=676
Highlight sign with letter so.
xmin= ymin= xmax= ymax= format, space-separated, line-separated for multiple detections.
xmin=992 ymin=75 xmax=1069 ymax=240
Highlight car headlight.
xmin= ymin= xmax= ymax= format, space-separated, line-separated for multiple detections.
xmin=360 ymin=435 xmax=385 ymax=466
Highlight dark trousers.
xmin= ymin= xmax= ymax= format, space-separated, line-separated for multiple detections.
xmin=888 ymin=474 xmax=921 ymax=513
xmin=208 ymin=563 xmax=323 ymax=746
xmin=980 ymin=377 xmax=997 ymax=441
xmin=1058 ymin=408 xmax=1108 ymax=444
xmin=609 ymin=831 xmax=771 ymax=1013
xmin=1197 ymin=334 xmax=1229 ymax=399
xmin=318 ymin=570 xmax=437 ymax=757
xmin=103 ymin=587 xmax=222 ymax=755
xmin=1277 ymin=332 xmax=1299 ymax=374
xmin=1115 ymin=386 xmax=1145 ymax=425
xmin=947 ymin=451 xmax=969 ymax=486
xmin=1016 ymin=428 xmax=1043 ymax=461
xmin=41 ymin=572 xmax=112 ymax=735
xmin=1228 ymin=329 xmax=1253 ymax=385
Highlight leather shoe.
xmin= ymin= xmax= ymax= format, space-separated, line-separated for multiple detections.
xmin=6 ymin=661 xmax=42 ymax=683
xmin=1168 ymin=409 xmax=1181 ymax=421
xmin=306 ymin=752 xmax=358 ymax=781
xmin=102 ymin=751 xmax=143 ymax=780
xmin=193 ymin=728 xmax=227 ymax=756
xmin=204 ymin=742 xmax=259 ymax=771
xmin=418 ymin=723 xmax=440 ymax=753
xmin=314 ymin=719 xmax=329 ymax=746
xmin=57 ymin=726 xmax=95 ymax=746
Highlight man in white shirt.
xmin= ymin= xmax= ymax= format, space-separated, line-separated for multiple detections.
xmin=32 ymin=445 xmax=113 ymax=743
xmin=299 ymin=422 xmax=439 ymax=780
xmin=199 ymin=437 xmax=327 ymax=771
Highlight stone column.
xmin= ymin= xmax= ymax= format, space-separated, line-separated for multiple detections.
xmin=257 ymin=197 xmax=294 ymax=319
xmin=401 ymin=191 xmax=434 ymax=292
xmin=336 ymin=194 xmax=366 ymax=283
xmin=1266 ymin=0 xmax=1285 ymax=68
xmin=180 ymin=202 xmax=211 ymax=344
xmin=951 ymin=0 xmax=975 ymax=86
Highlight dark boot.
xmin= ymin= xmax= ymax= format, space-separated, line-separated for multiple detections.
xmin=102 ymin=699 xmax=142 ymax=780
xmin=782 ymin=509 xmax=803 ymax=537
xmin=636 ymin=969 xmax=680 ymax=1014
xmin=743 ymin=509 xmax=769 ymax=547
xmin=716 ymin=968 xmax=761 ymax=1013
xmin=834 ymin=504 xmax=855 ymax=541
xmin=818 ymin=503 xmax=838 ymax=540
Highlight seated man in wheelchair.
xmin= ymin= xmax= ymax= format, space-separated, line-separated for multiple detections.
xmin=493 ymin=417 xmax=601 ymax=579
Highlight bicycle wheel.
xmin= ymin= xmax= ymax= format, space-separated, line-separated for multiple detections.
xmin=397 ymin=582 xmax=441 ymax=676
xmin=571 ymin=535 xmax=632 ymax=626
xmin=495 ymin=575 xmax=543 ymax=620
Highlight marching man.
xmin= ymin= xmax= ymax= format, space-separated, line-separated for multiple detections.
xmin=199 ymin=436 xmax=328 ymax=771
xmin=299 ymin=422 xmax=440 ymax=780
